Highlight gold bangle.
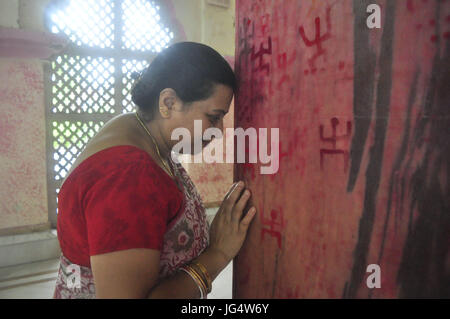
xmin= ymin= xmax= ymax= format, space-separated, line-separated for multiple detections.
xmin=190 ymin=266 xmax=208 ymax=296
xmin=191 ymin=261 xmax=212 ymax=294
xmin=180 ymin=267 xmax=204 ymax=299
xmin=189 ymin=263 xmax=209 ymax=294
xmin=181 ymin=265 xmax=206 ymax=299
xmin=183 ymin=265 xmax=207 ymax=298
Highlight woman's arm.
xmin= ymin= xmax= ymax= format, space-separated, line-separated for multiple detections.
xmin=91 ymin=181 xmax=255 ymax=299
xmin=90 ymin=246 xmax=228 ymax=299
xmin=90 ymin=248 xmax=159 ymax=299
xmin=146 ymin=247 xmax=229 ymax=298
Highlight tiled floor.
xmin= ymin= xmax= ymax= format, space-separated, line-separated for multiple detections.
xmin=0 ymin=258 xmax=60 ymax=299
xmin=0 ymin=257 xmax=232 ymax=299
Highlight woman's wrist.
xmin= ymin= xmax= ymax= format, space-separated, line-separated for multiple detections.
xmin=146 ymin=247 xmax=231 ymax=299
xmin=205 ymin=246 xmax=232 ymax=266
xmin=193 ymin=247 xmax=230 ymax=283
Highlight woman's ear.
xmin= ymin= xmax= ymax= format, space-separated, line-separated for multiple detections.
xmin=158 ymin=89 xmax=176 ymax=118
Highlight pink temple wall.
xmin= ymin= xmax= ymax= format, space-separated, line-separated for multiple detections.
xmin=0 ymin=58 xmax=48 ymax=231
xmin=233 ymin=0 xmax=450 ymax=298
xmin=0 ymin=26 xmax=68 ymax=233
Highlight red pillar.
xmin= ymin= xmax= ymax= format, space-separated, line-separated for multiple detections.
xmin=233 ymin=0 xmax=450 ymax=298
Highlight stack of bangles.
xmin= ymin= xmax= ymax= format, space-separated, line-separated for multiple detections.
xmin=180 ymin=261 xmax=212 ymax=299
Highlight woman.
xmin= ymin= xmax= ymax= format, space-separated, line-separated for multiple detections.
xmin=53 ymin=42 xmax=256 ymax=298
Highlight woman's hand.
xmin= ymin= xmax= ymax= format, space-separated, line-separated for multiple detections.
xmin=207 ymin=181 xmax=256 ymax=265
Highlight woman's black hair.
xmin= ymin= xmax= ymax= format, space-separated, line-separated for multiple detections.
xmin=131 ymin=41 xmax=236 ymax=120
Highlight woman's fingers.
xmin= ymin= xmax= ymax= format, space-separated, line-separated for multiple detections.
xmin=223 ymin=182 xmax=239 ymax=201
xmin=239 ymin=207 xmax=257 ymax=232
xmin=208 ymin=180 xmax=257 ymax=262
xmin=218 ymin=182 xmax=239 ymax=218
xmin=223 ymin=181 xmax=245 ymax=217
xmin=232 ymin=188 xmax=251 ymax=223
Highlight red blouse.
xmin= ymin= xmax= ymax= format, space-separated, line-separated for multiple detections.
xmin=56 ymin=145 xmax=184 ymax=268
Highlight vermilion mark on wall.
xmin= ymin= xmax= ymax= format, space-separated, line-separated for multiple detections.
xmin=260 ymin=208 xmax=284 ymax=249
xmin=238 ymin=17 xmax=254 ymax=67
xmin=319 ymin=117 xmax=352 ymax=172
xmin=251 ymin=36 xmax=272 ymax=75
xmin=298 ymin=6 xmax=332 ymax=73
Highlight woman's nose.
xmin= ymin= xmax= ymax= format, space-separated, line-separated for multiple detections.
xmin=217 ymin=119 xmax=224 ymax=132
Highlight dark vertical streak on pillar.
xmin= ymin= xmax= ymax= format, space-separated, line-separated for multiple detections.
xmin=271 ymin=249 xmax=280 ymax=298
xmin=343 ymin=0 xmax=396 ymax=299
xmin=346 ymin=0 xmax=377 ymax=192
xmin=377 ymin=70 xmax=420 ymax=264
xmin=397 ymin=1 xmax=450 ymax=297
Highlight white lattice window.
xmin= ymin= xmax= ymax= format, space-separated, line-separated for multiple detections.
xmin=44 ymin=0 xmax=178 ymax=226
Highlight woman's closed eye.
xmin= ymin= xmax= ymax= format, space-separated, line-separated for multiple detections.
xmin=208 ymin=115 xmax=221 ymax=125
